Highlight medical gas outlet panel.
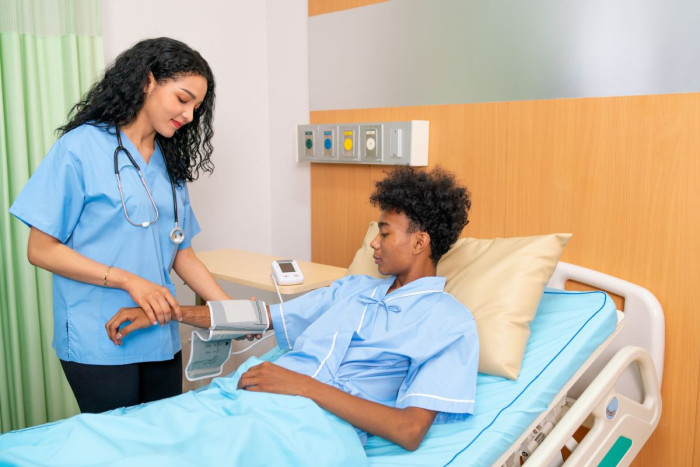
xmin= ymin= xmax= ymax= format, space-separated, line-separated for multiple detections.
xmin=297 ymin=120 xmax=429 ymax=166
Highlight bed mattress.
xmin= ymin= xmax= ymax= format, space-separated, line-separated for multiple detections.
xmin=361 ymin=288 xmax=618 ymax=466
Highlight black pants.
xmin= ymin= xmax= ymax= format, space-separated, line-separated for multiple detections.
xmin=60 ymin=351 xmax=182 ymax=413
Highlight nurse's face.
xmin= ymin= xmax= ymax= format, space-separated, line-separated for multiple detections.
xmin=370 ymin=210 xmax=417 ymax=277
xmin=140 ymin=73 xmax=208 ymax=138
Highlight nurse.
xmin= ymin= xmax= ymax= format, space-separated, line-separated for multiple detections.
xmin=9 ymin=37 xmax=231 ymax=413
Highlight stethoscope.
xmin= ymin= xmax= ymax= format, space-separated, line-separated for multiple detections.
xmin=113 ymin=130 xmax=185 ymax=245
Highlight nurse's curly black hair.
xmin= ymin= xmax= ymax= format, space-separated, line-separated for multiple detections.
xmin=57 ymin=37 xmax=216 ymax=184
xmin=370 ymin=166 xmax=471 ymax=263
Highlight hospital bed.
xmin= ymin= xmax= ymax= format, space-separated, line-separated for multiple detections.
xmin=0 ymin=261 xmax=664 ymax=466
xmin=360 ymin=261 xmax=664 ymax=466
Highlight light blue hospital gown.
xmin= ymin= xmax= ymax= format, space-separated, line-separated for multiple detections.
xmin=9 ymin=124 xmax=200 ymax=364
xmin=271 ymin=274 xmax=479 ymax=442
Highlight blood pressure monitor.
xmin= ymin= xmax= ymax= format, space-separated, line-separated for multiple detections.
xmin=271 ymin=259 xmax=304 ymax=285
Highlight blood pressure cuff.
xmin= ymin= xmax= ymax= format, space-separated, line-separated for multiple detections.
xmin=208 ymin=299 xmax=269 ymax=333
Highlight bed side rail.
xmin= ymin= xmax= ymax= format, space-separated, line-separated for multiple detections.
xmin=524 ymin=345 xmax=662 ymax=467
xmin=547 ymin=261 xmax=665 ymax=386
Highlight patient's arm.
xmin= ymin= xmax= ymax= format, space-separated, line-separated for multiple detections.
xmin=238 ymin=361 xmax=436 ymax=451
xmin=105 ymin=304 xmax=272 ymax=345
xmin=105 ymin=305 xmax=210 ymax=345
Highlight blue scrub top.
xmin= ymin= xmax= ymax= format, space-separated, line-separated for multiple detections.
xmin=271 ymin=275 xmax=479 ymax=436
xmin=9 ymin=124 xmax=201 ymax=365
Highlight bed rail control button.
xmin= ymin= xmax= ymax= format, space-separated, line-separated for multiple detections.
xmin=606 ymin=396 xmax=619 ymax=420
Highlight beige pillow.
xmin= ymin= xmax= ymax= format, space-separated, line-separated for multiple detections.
xmin=346 ymin=222 xmax=571 ymax=379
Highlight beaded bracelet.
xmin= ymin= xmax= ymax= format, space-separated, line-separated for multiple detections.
xmin=103 ymin=266 xmax=112 ymax=287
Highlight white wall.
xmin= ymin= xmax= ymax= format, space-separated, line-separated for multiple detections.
xmin=310 ymin=0 xmax=700 ymax=110
xmin=265 ymin=2 xmax=311 ymax=259
xmin=101 ymin=0 xmax=310 ymax=262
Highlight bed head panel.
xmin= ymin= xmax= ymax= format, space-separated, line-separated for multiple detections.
xmin=547 ymin=262 xmax=665 ymax=385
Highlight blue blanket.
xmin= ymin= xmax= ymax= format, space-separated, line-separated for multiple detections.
xmin=0 ymin=290 xmax=617 ymax=467
xmin=0 ymin=358 xmax=367 ymax=466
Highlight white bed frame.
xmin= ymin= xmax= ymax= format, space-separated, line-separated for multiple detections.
xmin=496 ymin=262 xmax=664 ymax=467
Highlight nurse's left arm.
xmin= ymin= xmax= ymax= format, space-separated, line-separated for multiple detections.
xmin=172 ymin=247 xmax=230 ymax=301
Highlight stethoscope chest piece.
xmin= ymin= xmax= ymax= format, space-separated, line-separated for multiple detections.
xmin=170 ymin=225 xmax=185 ymax=245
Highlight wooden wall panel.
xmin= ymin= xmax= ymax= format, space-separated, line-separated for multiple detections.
xmin=309 ymin=0 xmax=387 ymax=17
xmin=504 ymin=94 xmax=699 ymax=466
xmin=309 ymin=93 xmax=700 ymax=466
xmin=310 ymin=164 xmax=375 ymax=267
xmin=685 ymin=93 xmax=700 ymax=467
xmin=695 ymin=358 xmax=700 ymax=467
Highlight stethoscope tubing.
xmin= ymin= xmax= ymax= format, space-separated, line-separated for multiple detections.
xmin=114 ymin=129 xmax=184 ymax=244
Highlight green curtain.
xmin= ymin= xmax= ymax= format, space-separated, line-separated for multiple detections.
xmin=0 ymin=0 xmax=103 ymax=432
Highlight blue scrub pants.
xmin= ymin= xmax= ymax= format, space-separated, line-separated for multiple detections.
xmin=60 ymin=351 xmax=182 ymax=413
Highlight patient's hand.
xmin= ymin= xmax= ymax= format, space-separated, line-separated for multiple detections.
xmin=105 ymin=307 xmax=154 ymax=345
xmin=237 ymin=361 xmax=312 ymax=397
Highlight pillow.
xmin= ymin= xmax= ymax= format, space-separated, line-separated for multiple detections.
xmin=346 ymin=222 xmax=571 ymax=379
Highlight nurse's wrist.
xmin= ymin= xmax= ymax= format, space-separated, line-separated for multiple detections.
xmin=105 ymin=266 xmax=129 ymax=289
xmin=103 ymin=265 xmax=112 ymax=287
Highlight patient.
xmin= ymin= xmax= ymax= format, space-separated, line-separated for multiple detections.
xmin=106 ymin=166 xmax=477 ymax=451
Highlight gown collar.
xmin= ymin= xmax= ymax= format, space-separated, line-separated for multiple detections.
xmin=379 ymin=275 xmax=446 ymax=301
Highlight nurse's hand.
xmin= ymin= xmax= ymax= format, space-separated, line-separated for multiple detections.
xmin=122 ymin=274 xmax=182 ymax=325
xmin=105 ymin=307 xmax=152 ymax=345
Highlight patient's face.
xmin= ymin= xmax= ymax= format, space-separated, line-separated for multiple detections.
xmin=370 ymin=210 xmax=415 ymax=277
